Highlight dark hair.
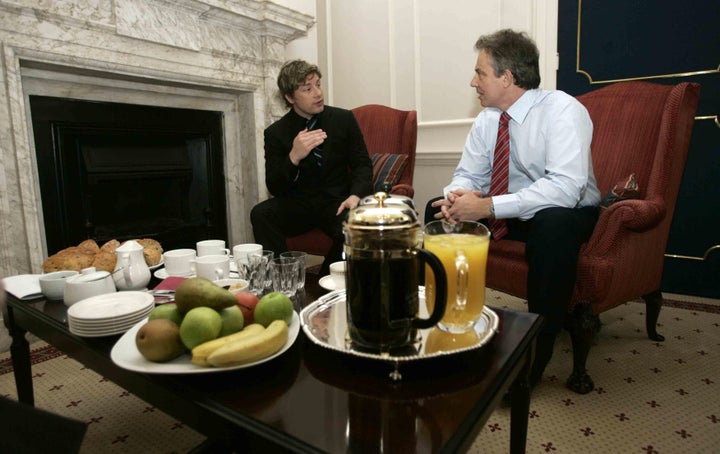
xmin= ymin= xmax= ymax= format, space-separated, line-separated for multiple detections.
xmin=474 ymin=29 xmax=540 ymax=89
xmin=277 ymin=60 xmax=322 ymax=108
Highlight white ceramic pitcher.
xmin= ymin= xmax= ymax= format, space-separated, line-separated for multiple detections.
xmin=113 ymin=240 xmax=151 ymax=290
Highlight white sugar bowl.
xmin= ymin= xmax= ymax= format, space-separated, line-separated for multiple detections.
xmin=63 ymin=267 xmax=117 ymax=306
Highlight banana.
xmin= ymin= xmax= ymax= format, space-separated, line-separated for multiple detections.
xmin=207 ymin=319 xmax=289 ymax=367
xmin=191 ymin=323 xmax=265 ymax=366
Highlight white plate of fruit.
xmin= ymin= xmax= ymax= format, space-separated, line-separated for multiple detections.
xmin=111 ymin=277 xmax=299 ymax=374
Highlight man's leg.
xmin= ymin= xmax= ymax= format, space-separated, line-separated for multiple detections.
xmin=250 ymin=197 xmax=313 ymax=256
xmin=523 ymin=206 xmax=598 ymax=385
xmin=316 ymin=198 xmax=351 ymax=275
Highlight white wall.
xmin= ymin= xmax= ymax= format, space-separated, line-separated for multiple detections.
xmin=281 ymin=0 xmax=558 ymax=218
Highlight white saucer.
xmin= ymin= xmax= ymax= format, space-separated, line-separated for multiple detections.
xmin=153 ymin=268 xmax=194 ymax=280
xmin=319 ymin=275 xmax=344 ymax=291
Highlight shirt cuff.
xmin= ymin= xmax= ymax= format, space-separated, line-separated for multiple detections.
xmin=491 ymin=193 xmax=517 ymax=219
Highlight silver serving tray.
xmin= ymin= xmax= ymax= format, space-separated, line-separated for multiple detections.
xmin=300 ymin=287 xmax=498 ymax=363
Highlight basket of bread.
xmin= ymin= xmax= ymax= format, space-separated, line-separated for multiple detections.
xmin=43 ymin=238 xmax=163 ymax=273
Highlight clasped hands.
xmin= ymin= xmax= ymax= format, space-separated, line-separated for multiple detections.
xmin=289 ymin=128 xmax=327 ymax=166
xmin=431 ymin=189 xmax=494 ymax=223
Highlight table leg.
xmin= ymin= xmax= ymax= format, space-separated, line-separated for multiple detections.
xmin=509 ymin=343 xmax=534 ymax=454
xmin=5 ymin=305 xmax=34 ymax=405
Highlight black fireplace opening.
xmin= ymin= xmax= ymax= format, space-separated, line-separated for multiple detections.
xmin=30 ymin=96 xmax=228 ymax=254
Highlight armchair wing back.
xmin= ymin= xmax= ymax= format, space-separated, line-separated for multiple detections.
xmin=285 ymin=104 xmax=418 ymax=256
xmin=351 ymin=104 xmax=418 ymax=197
xmin=486 ymin=81 xmax=700 ymax=393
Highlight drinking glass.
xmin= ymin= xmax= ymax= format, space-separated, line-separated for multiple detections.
xmin=280 ymin=251 xmax=307 ymax=290
xmin=271 ymin=257 xmax=299 ymax=297
xmin=248 ymin=250 xmax=274 ymax=296
xmin=423 ymin=220 xmax=490 ymax=333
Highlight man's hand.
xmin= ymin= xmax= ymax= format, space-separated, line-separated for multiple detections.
xmin=446 ymin=189 xmax=491 ymax=222
xmin=431 ymin=197 xmax=453 ymax=220
xmin=289 ymin=128 xmax=327 ymax=165
xmin=337 ymin=195 xmax=361 ymax=215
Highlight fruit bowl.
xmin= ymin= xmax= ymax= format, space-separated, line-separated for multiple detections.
xmin=110 ymin=311 xmax=300 ymax=374
xmin=213 ymin=278 xmax=249 ymax=294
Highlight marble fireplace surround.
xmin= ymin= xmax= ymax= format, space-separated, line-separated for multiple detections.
xmin=0 ymin=0 xmax=314 ymax=277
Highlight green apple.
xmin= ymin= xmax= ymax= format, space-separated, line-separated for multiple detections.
xmin=179 ymin=306 xmax=223 ymax=350
xmin=254 ymin=291 xmax=293 ymax=327
xmin=148 ymin=303 xmax=183 ymax=326
xmin=218 ymin=305 xmax=244 ymax=337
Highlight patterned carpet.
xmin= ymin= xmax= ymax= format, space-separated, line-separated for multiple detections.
xmin=1 ymin=290 xmax=718 ymax=453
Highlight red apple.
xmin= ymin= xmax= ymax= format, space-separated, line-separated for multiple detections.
xmin=235 ymin=292 xmax=260 ymax=324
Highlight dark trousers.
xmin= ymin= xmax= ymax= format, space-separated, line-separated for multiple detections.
xmin=251 ymin=195 xmax=347 ymax=274
xmin=425 ymin=198 xmax=599 ymax=384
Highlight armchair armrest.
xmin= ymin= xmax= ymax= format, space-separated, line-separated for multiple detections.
xmin=390 ymin=183 xmax=414 ymax=198
xmin=583 ymin=197 xmax=666 ymax=255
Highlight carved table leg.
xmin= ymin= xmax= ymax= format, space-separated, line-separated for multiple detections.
xmin=5 ymin=305 xmax=34 ymax=405
xmin=509 ymin=341 xmax=533 ymax=454
xmin=642 ymin=290 xmax=665 ymax=342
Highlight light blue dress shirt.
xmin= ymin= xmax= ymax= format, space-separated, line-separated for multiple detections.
xmin=445 ymin=88 xmax=601 ymax=221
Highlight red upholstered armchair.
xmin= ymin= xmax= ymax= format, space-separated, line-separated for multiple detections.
xmin=286 ymin=104 xmax=418 ymax=256
xmin=486 ymin=81 xmax=700 ymax=393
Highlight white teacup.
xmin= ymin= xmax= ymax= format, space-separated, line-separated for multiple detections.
xmin=196 ymin=240 xmax=230 ymax=257
xmin=194 ymin=255 xmax=230 ymax=281
xmin=162 ymin=249 xmax=196 ymax=276
xmin=63 ymin=267 xmax=116 ymax=306
xmin=39 ymin=270 xmax=79 ymax=300
xmin=329 ymin=261 xmax=346 ymax=289
xmin=232 ymin=243 xmax=263 ymax=265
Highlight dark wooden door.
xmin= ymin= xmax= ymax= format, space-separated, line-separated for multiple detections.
xmin=557 ymin=0 xmax=720 ymax=298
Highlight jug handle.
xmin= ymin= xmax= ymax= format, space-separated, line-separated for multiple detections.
xmin=121 ymin=253 xmax=133 ymax=287
xmin=412 ymin=248 xmax=447 ymax=329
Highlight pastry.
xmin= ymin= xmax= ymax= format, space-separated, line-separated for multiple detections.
xmin=100 ymin=239 xmax=120 ymax=254
xmin=42 ymin=247 xmax=96 ymax=272
xmin=77 ymin=239 xmax=100 ymax=254
xmin=137 ymin=238 xmax=163 ymax=266
xmin=92 ymin=250 xmax=117 ymax=273
xmin=43 ymin=238 xmax=163 ymax=273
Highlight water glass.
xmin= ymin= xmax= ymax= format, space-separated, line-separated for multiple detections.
xmin=248 ymin=250 xmax=274 ymax=296
xmin=280 ymin=251 xmax=307 ymax=290
xmin=271 ymin=257 xmax=299 ymax=297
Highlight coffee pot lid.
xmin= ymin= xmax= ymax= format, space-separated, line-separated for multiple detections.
xmin=345 ymin=192 xmax=418 ymax=231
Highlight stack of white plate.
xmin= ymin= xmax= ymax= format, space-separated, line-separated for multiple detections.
xmin=67 ymin=291 xmax=155 ymax=337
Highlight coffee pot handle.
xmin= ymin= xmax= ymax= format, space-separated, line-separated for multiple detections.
xmin=412 ymin=248 xmax=447 ymax=329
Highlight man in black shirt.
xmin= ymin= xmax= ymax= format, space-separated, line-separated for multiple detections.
xmin=251 ymin=60 xmax=373 ymax=274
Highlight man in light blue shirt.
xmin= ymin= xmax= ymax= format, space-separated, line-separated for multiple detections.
xmin=430 ymin=29 xmax=600 ymax=389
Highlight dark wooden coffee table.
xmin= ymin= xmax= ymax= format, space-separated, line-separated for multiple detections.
xmin=3 ymin=274 xmax=541 ymax=453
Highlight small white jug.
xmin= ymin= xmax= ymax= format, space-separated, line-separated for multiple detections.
xmin=113 ymin=240 xmax=151 ymax=291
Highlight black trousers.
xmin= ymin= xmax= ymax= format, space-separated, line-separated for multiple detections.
xmin=250 ymin=195 xmax=347 ymax=274
xmin=425 ymin=197 xmax=599 ymax=383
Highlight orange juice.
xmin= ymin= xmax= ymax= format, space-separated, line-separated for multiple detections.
xmin=424 ymin=232 xmax=489 ymax=333
xmin=423 ymin=326 xmax=480 ymax=354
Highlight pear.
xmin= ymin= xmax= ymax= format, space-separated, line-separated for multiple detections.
xmin=174 ymin=277 xmax=237 ymax=314
xmin=135 ymin=319 xmax=186 ymax=362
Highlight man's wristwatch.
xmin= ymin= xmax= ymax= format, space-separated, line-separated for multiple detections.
xmin=489 ymin=198 xmax=495 ymax=219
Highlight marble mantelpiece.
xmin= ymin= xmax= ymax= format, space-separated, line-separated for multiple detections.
xmin=0 ymin=0 xmax=314 ymax=277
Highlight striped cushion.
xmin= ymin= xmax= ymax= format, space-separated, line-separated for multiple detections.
xmin=371 ymin=154 xmax=408 ymax=193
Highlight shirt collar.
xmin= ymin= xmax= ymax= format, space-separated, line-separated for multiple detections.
xmin=506 ymin=88 xmax=542 ymax=125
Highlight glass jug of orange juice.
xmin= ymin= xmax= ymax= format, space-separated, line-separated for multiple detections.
xmin=423 ymin=220 xmax=490 ymax=333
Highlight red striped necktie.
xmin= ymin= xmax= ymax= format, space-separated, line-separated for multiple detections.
xmin=487 ymin=112 xmax=511 ymax=240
